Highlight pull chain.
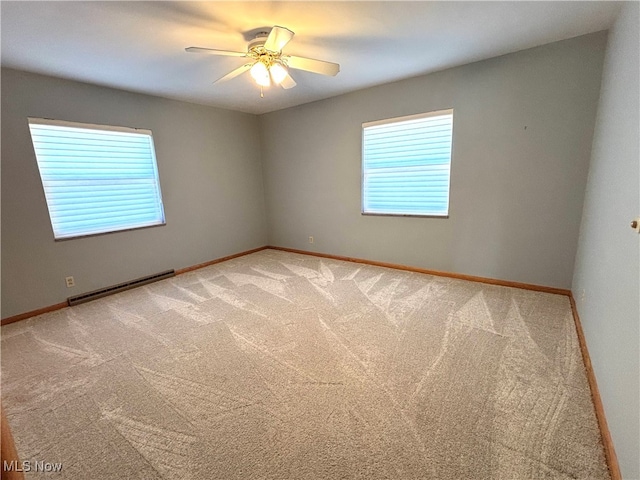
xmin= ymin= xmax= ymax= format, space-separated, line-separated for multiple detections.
xmin=260 ymin=85 xmax=264 ymax=98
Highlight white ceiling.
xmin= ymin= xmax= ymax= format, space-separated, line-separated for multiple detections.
xmin=1 ymin=1 xmax=621 ymax=115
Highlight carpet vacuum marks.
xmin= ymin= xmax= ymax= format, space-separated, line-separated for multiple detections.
xmin=1 ymin=250 xmax=609 ymax=479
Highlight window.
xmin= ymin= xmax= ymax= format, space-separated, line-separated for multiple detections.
xmin=362 ymin=109 xmax=454 ymax=217
xmin=28 ymin=118 xmax=165 ymax=240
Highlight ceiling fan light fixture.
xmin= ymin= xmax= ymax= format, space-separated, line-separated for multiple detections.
xmin=250 ymin=61 xmax=270 ymax=87
xmin=186 ymin=25 xmax=340 ymax=92
xmin=269 ymin=62 xmax=288 ymax=85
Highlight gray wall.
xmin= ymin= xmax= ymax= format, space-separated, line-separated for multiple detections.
xmin=572 ymin=3 xmax=640 ymax=478
xmin=1 ymin=68 xmax=268 ymax=319
xmin=260 ymin=33 xmax=606 ymax=289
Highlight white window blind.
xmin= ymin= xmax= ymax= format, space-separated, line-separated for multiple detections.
xmin=362 ymin=109 xmax=453 ymax=217
xmin=28 ymin=118 xmax=165 ymax=240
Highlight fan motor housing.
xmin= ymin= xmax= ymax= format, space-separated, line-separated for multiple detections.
xmin=248 ymin=32 xmax=269 ymax=52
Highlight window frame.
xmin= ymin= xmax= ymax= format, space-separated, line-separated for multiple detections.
xmin=361 ymin=108 xmax=454 ymax=218
xmin=28 ymin=117 xmax=166 ymax=241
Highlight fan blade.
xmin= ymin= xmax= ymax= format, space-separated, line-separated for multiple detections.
xmin=284 ymin=55 xmax=340 ymax=76
xmin=264 ymin=26 xmax=294 ymax=52
xmin=185 ymin=47 xmax=247 ymax=57
xmin=280 ymin=73 xmax=297 ymax=90
xmin=214 ymin=63 xmax=253 ymax=84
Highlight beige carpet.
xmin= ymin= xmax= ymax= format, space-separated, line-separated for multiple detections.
xmin=1 ymin=249 xmax=609 ymax=479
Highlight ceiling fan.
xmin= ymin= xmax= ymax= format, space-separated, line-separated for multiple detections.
xmin=186 ymin=26 xmax=340 ymax=95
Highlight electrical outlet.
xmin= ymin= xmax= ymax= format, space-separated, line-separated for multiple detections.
xmin=308 ymin=236 xmax=314 ymax=244
xmin=65 ymin=276 xmax=75 ymax=288
xmin=580 ymin=289 xmax=585 ymax=301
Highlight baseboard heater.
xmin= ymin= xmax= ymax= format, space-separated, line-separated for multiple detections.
xmin=67 ymin=270 xmax=175 ymax=306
